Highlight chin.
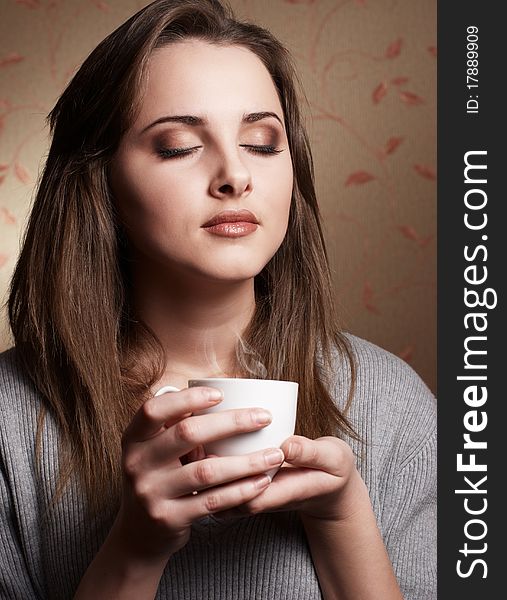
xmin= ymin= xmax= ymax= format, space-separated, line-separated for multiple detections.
xmin=199 ymin=261 xmax=265 ymax=282
xmin=209 ymin=268 xmax=261 ymax=282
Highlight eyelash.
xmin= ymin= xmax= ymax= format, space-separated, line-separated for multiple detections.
xmin=157 ymin=145 xmax=284 ymax=160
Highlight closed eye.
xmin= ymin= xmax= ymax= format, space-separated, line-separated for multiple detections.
xmin=156 ymin=145 xmax=284 ymax=160
xmin=156 ymin=146 xmax=202 ymax=159
xmin=240 ymin=145 xmax=284 ymax=155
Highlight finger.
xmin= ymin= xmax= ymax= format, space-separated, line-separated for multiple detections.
xmin=180 ymin=472 xmax=273 ymax=524
xmin=124 ymin=387 xmax=223 ymax=442
xmin=217 ymin=443 xmax=356 ymax=519
xmin=240 ymin=465 xmax=341 ymax=517
xmin=146 ymin=407 xmax=273 ymax=466
xmin=165 ymin=448 xmax=285 ymax=497
xmin=281 ymin=435 xmax=352 ymax=476
xmin=209 ymin=468 xmax=322 ymax=520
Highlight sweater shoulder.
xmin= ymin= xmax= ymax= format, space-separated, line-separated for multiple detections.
xmin=0 ymin=346 xmax=43 ymax=440
xmin=336 ymin=333 xmax=436 ymax=466
xmin=344 ymin=333 xmax=435 ymax=398
xmin=0 ymin=345 xmax=40 ymax=403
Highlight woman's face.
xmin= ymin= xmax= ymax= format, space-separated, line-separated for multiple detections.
xmin=110 ymin=40 xmax=293 ymax=283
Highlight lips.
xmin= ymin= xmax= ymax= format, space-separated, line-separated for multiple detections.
xmin=202 ymin=209 xmax=259 ymax=228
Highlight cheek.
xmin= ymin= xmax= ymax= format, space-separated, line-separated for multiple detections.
xmin=264 ymin=161 xmax=293 ymax=244
xmin=111 ymin=162 xmax=186 ymax=228
xmin=275 ymin=157 xmax=294 ymax=218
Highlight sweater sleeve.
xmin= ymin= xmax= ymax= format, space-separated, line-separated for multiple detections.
xmin=383 ymin=429 xmax=437 ymax=600
xmin=0 ymin=460 xmax=40 ymax=599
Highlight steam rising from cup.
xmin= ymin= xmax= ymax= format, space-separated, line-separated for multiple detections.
xmin=202 ymin=327 xmax=268 ymax=379
xmin=234 ymin=332 xmax=268 ymax=379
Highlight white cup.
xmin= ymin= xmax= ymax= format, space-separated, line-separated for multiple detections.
xmin=189 ymin=377 xmax=298 ymax=478
xmin=154 ymin=379 xmax=298 ymax=478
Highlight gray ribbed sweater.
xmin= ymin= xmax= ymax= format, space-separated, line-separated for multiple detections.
xmin=0 ymin=334 xmax=436 ymax=599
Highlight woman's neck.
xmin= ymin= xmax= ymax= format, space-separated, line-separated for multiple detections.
xmin=130 ymin=259 xmax=257 ymax=391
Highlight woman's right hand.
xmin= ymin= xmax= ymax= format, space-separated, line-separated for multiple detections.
xmin=110 ymin=386 xmax=285 ymax=563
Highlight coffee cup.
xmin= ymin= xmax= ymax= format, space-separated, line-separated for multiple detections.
xmin=190 ymin=377 xmax=298 ymax=478
xmin=155 ymin=378 xmax=298 ymax=478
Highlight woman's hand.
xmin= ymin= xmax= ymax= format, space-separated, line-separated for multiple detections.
xmin=110 ymin=386 xmax=285 ymax=563
xmin=211 ymin=435 xmax=368 ymax=522
xmin=181 ymin=433 xmax=403 ymax=600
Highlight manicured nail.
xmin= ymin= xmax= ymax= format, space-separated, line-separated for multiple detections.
xmin=255 ymin=410 xmax=272 ymax=424
xmin=255 ymin=474 xmax=272 ymax=489
xmin=205 ymin=388 xmax=223 ymax=402
xmin=264 ymin=448 xmax=284 ymax=466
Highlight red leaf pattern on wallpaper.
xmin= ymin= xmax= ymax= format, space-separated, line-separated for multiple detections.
xmin=385 ymin=38 xmax=403 ymax=59
xmin=0 ymin=165 xmax=8 ymax=186
xmin=397 ymin=225 xmax=434 ymax=247
xmin=427 ymin=46 xmax=437 ymax=57
xmin=345 ymin=171 xmax=376 ymax=186
xmin=398 ymin=345 xmax=414 ymax=362
xmin=0 ymin=53 xmax=25 ymax=68
xmin=384 ymin=136 xmax=404 ymax=155
xmin=0 ymin=255 xmax=8 ymax=268
xmin=418 ymin=235 xmax=435 ymax=248
xmin=362 ymin=282 xmax=380 ymax=315
xmin=391 ymin=76 xmax=408 ymax=86
xmin=399 ymin=91 xmax=424 ymax=105
xmin=0 ymin=207 xmax=17 ymax=225
xmin=372 ymin=82 xmax=388 ymax=104
xmin=397 ymin=225 xmax=419 ymax=241
xmin=414 ymin=164 xmax=436 ymax=180
xmin=89 ymin=0 xmax=111 ymax=12
xmin=14 ymin=163 xmax=31 ymax=184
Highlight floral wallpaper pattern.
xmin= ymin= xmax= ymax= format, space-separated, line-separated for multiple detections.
xmin=0 ymin=0 xmax=436 ymax=391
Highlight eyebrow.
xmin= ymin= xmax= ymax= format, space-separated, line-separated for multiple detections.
xmin=140 ymin=111 xmax=284 ymax=134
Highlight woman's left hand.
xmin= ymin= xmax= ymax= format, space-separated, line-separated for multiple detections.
xmin=211 ymin=435 xmax=368 ymax=522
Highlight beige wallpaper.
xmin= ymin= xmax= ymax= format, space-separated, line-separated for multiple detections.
xmin=0 ymin=0 xmax=436 ymax=392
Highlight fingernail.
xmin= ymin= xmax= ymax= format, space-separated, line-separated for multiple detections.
xmin=255 ymin=474 xmax=272 ymax=489
xmin=255 ymin=410 xmax=272 ymax=424
xmin=264 ymin=448 xmax=284 ymax=466
xmin=205 ymin=388 xmax=223 ymax=402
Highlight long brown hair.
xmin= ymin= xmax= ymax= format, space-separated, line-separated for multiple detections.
xmin=8 ymin=0 xmax=356 ymax=516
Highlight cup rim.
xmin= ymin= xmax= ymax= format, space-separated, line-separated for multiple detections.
xmin=188 ymin=377 xmax=298 ymax=385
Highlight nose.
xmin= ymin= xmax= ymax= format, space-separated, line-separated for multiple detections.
xmin=208 ymin=147 xmax=253 ymax=199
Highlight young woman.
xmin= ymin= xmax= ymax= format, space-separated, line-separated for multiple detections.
xmin=0 ymin=1 xmax=436 ymax=598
